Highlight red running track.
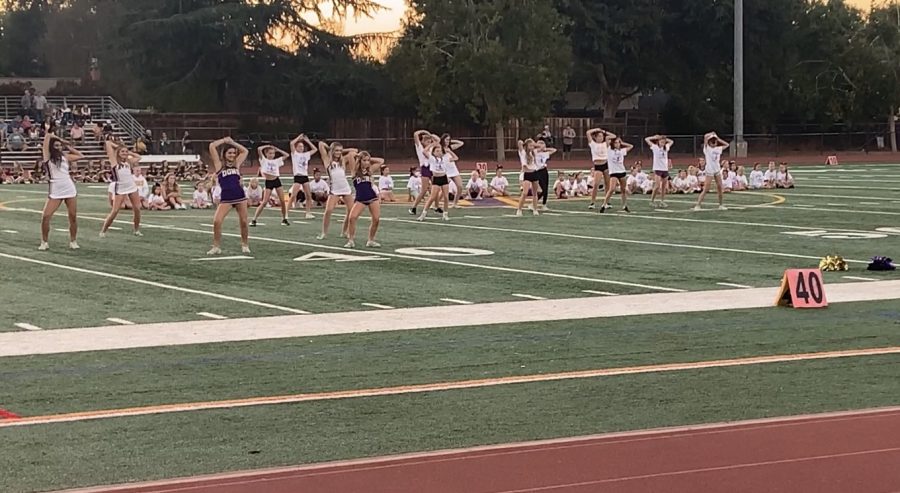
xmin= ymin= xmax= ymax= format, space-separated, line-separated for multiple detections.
xmin=66 ymin=407 xmax=900 ymax=493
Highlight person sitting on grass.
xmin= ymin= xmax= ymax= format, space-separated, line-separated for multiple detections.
xmin=379 ymin=166 xmax=396 ymax=202
xmin=245 ymin=177 xmax=263 ymax=207
xmin=732 ymin=166 xmax=748 ymax=191
xmin=776 ymin=164 xmax=795 ymax=189
xmin=406 ymin=167 xmax=422 ymax=202
xmin=147 ymin=184 xmax=170 ymax=210
xmin=672 ymin=170 xmax=691 ymax=194
xmin=210 ymin=175 xmax=222 ymax=206
xmin=192 ymin=182 xmax=211 ymax=209
xmin=748 ymin=163 xmax=765 ymax=190
xmin=489 ymin=167 xmax=509 ymax=197
xmin=162 ymin=173 xmax=187 ymax=209
xmin=764 ymin=161 xmax=777 ymax=189
xmin=553 ymin=170 xmax=568 ymax=199
xmin=467 ymin=170 xmax=486 ymax=200
xmin=309 ymin=168 xmax=330 ymax=206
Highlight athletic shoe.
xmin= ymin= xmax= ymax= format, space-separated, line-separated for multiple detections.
xmin=435 ymin=208 xmax=444 ymax=214
xmin=38 ymin=242 xmax=49 ymax=251
xmin=693 ymin=205 xmax=702 ymax=211
xmin=599 ymin=204 xmax=608 ymax=213
xmin=344 ymin=240 xmax=356 ymax=248
xmin=660 ymin=201 xmax=668 ymax=208
xmin=316 ymin=233 xmax=326 ymax=240
xmin=241 ymin=245 xmax=251 ymax=254
xmin=540 ymin=204 xmax=550 ymax=211
xmin=99 ymin=231 xmax=107 ymax=238
xmin=207 ymin=246 xmax=222 ymax=255
xmin=515 ymin=210 xmax=523 ymax=217
xmin=718 ymin=205 xmax=728 ymax=211
xmin=69 ymin=241 xmax=80 ymax=250
xmin=281 ymin=219 xmax=290 ymax=226
xmin=408 ymin=207 xmax=417 ymax=216
xmin=366 ymin=240 xmax=381 ymax=248
xmin=650 ymin=201 xmax=658 ymax=209
xmin=588 ymin=203 xmax=595 ymax=210
xmin=442 ymin=212 xmax=450 ymax=221
xmin=621 ymin=206 xmax=631 ymax=213
xmin=304 ymin=213 xmax=315 ymax=219
xmin=532 ymin=209 xmax=540 ymax=216
xmin=417 ymin=213 xmax=426 ymax=222
xmin=133 ymin=230 xmax=143 ymax=237
xmin=250 ymin=220 xmax=257 ymax=227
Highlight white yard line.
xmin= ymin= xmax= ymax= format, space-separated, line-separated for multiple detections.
xmin=440 ymin=298 xmax=474 ymax=305
xmin=842 ymin=276 xmax=878 ymax=282
xmin=106 ymin=318 xmax=135 ymax=325
xmin=2 ymin=230 xmax=18 ymax=234
xmin=361 ymin=303 xmax=395 ymax=310
xmin=717 ymin=282 xmax=754 ymax=289
xmin=796 ymin=184 xmax=900 ymax=191
xmin=13 ymin=323 xmax=43 ymax=331
xmin=793 ymin=204 xmax=814 ymax=208
xmin=197 ymin=312 xmax=228 ymax=320
xmin=785 ymin=205 xmax=900 ymax=217
xmin=2 ymin=280 xmax=900 ymax=357
xmin=511 ymin=293 xmax=547 ymax=300
xmin=391 ymin=218 xmax=869 ymax=265
xmin=192 ymin=256 xmax=254 ymax=262
xmin=582 ymin=290 xmax=619 ymax=296
xmin=859 ymin=202 xmax=881 ymax=206
xmin=0 ymin=252 xmax=310 ymax=315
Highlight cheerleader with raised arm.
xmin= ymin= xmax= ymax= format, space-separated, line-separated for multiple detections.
xmin=207 ymin=137 xmax=251 ymax=255
xmin=515 ymin=139 xmax=541 ymax=216
xmin=317 ymin=140 xmax=357 ymax=240
xmin=534 ymin=140 xmax=557 ymax=210
xmin=288 ymin=133 xmax=318 ymax=219
xmin=599 ymin=137 xmax=634 ymax=213
xmin=408 ymin=130 xmax=435 ymax=215
xmin=694 ymin=132 xmax=730 ymax=211
xmin=439 ymin=133 xmax=465 ymax=208
xmin=100 ymin=140 xmax=144 ymax=237
xmin=645 ymin=134 xmax=673 ymax=208
xmin=38 ymin=132 xmax=84 ymax=250
xmin=251 ymin=144 xmax=290 ymax=226
xmin=345 ymin=151 xmax=386 ymax=248
xmin=417 ymin=143 xmax=455 ymax=221
xmin=586 ymin=127 xmax=615 ymax=210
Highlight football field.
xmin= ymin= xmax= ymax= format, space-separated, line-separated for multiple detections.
xmin=1 ymin=163 xmax=900 ymax=492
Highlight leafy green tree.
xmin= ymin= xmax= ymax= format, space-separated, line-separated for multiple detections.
xmin=0 ymin=1 xmax=49 ymax=76
xmin=390 ymin=0 xmax=571 ymax=160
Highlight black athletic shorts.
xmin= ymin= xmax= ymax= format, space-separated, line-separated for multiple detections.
xmin=265 ymin=178 xmax=283 ymax=190
xmin=432 ymin=175 xmax=449 ymax=186
xmin=610 ymin=172 xmax=627 ymax=179
xmin=523 ymin=171 xmax=540 ymax=182
xmin=593 ymin=163 xmax=609 ymax=172
xmin=293 ymin=175 xmax=309 ymax=185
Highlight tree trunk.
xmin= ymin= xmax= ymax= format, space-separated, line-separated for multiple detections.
xmin=890 ymin=107 xmax=898 ymax=153
xmin=495 ymin=121 xmax=506 ymax=162
xmin=602 ymin=95 xmax=621 ymax=122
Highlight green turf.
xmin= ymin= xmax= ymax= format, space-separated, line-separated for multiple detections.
xmin=1 ymin=163 xmax=899 ymax=331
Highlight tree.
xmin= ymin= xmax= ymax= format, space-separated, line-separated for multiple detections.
xmin=0 ymin=1 xmax=49 ymax=76
xmin=555 ymin=0 xmax=664 ymax=120
xmin=389 ymin=0 xmax=571 ymax=160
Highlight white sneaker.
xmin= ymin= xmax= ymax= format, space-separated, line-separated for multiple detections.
xmin=344 ymin=240 xmax=356 ymax=248
xmin=207 ymin=246 xmax=222 ymax=255
xmin=515 ymin=210 xmax=523 ymax=217
xmin=718 ymin=205 xmax=728 ymax=211
xmin=133 ymin=230 xmax=143 ymax=237
xmin=532 ymin=209 xmax=540 ymax=216
xmin=588 ymin=203 xmax=596 ymax=210
xmin=69 ymin=241 xmax=80 ymax=250
xmin=316 ymin=233 xmax=326 ymax=240
xmin=540 ymin=204 xmax=550 ymax=211
xmin=241 ymin=245 xmax=251 ymax=254
xmin=442 ymin=212 xmax=450 ymax=221
xmin=693 ymin=205 xmax=702 ymax=211
xmin=366 ymin=240 xmax=381 ymax=248
xmin=417 ymin=213 xmax=427 ymax=222
xmin=660 ymin=201 xmax=668 ymax=208
xmin=38 ymin=242 xmax=49 ymax=251
xmin=99 ymin=231 xmax=107 ymax=238
xmin=304 ymin=213 xmax=315 ymax=219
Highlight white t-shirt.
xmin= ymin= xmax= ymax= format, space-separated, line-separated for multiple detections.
xmin=518 ymin=150 xmax=536 ymax=171
xmin=259 ymin=157 xmax=283 ymax=177
xmin=291 ymin=151 xmax=312 ymax=176
xmin=245 ymin=185 xmax=263 ymax=201
xmin=379 ymin=175 xmax=394 ymax=190
xmin=721 ymin=173 xmax=734 ymax=189
xmin=535 ymin=151 xmax=551 ymax=170
xmin=589 ymin=141 xmax=608 ymax=162
xmin=211 ymin=185 xmax=222 ymax=202
xmin=607 ymin=148 xmax=628 ymax=174
xmin=651 ymin=143 xmax=672 ymax=171
xmin=764 ymin=169 xmax=777 ymax=184
xmin=734 ymin=174 xmax=748 ymax=189
xmin=193 ymin=190 xmax=210 ymax=206
xmin=577 ymin=178 xmax=589 ymax=194
xmin=776 ymin=171 xmax=792 ymax=185
xmin=687 ymin=175 xmax=700 ymax=190
xmin=491 ymin=176 xmax=508 ymax=191
xmin=635 ymin=171 xmax=649 ymax=185
xmin=467 ymin=177 xmax=486 ymax=190
xmin=749 ymin=170 xmax=765 ymax=189
xmin=703 ymin=146 xmax=724 ymax=175
xmin=310 ymin=179 xmax=330 ymax=195
xmin=429 ymin=155 xmax=447 ymax=175
xmin=135 ymin=175 xmax=149 ymax=198
xmin=148 ymin=193 xmax=165 ymax=206
xmin=407 ymin=176 xmax=422 ymax=194
xmin=449 ymin=179 xmax=458 ymax=196
xmin=673 ymin=176 xmax=688 ymax=191
xmin=415 ymin=143 xmax=430 ymax=167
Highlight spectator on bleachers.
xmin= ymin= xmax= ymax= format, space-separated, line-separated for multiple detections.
xmin=181 ymin=131 xmax=193 ymax=154
xmin=102 ymin=120 xmax=114 ymax=141
xmin=162 ymin=173 xmax=187 ymax=209
xmin=159 ymin=132 xmax=170 ymax=155
xmin=70 ymin=122 xmax=84 ymax=144
xmin=20 ymin=89 xmax=33 ymax=118
xmin=141 ymin=130 xmax=154 ymax=154
xmin=34 ymin=92 xmax=47 ymax=123
xmin=6 ymin=128 xmax=27 ymax=152
xmin=81 ymin=105 xmax=92 ymax=123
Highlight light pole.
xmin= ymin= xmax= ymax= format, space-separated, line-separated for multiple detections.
xmin=733 ymin=0 xmax=747 ymax=157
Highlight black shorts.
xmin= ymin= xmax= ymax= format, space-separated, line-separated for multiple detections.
xmin=432 ymin=175 xmax=449 ymax=186
xmin=293 ymin=175 xmax=309 ymax=185
xmin=563 ymin=143 xmax=572 ymax=153
xmin=610 ymin=172 xmax=627 ymax=179
xmin=593 ymin=163 xmax=609 ymax=172
xmin=523 ymin=171 xmax=540 ymax=182
xmin=265 ymin=178 xmax=283 ymax=190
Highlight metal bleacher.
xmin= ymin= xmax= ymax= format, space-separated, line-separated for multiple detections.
xmin=1 ymin=96 xmax=146 ymax=166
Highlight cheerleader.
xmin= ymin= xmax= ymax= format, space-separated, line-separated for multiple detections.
xmin=417 ymin=143 xmax=455 ymax=221
xmin=100 ymin=140 xmax=143 ymax=237
xmin=586 ymin=127 xmax=615 ymax=210
xmin=599 ymin=138 xmax=634 ymax=213
xmin=38 ymin=132 xmax=84 ymax=250
xmin=694 ymin=132 xmax=730 ymax=211
xmin=535 ymin=140 xmax=557 ymax=210
xmin=345 ymin=151 xmax=386 ymax=248
xmin=408 ymin=130 xmax=434 ymax=215
xmin=439 ymin=133 xmax=465 ymax=208
xmin=515 ymin=139 xmax=540 ymax=216
xmin=288 ymin=134 xmax=317 ymax=219
xmin=645 ymin=134 xmax=673 ymax=208
xmin=251 ymin=144 xmax=290 ymax=226
xmin=317 ymin=140 xmax=356 ymax=240
xmin=207 ymin=136 xmax=251 ymax=255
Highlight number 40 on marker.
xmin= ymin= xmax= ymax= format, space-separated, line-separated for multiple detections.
xmin=775 ymin=269 xmax=828 ymax=309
